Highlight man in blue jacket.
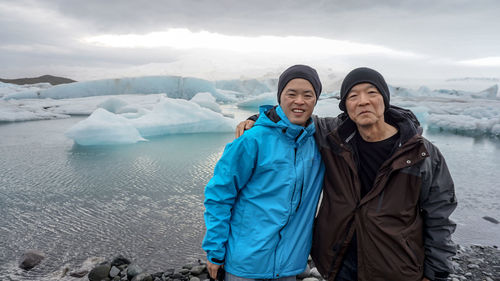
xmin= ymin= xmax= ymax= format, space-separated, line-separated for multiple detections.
xmin=202 ymin=65 xmax=325 ymax=280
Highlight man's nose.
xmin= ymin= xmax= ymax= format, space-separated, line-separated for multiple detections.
xmin=358 ymin=93 xmax=369 ymax=105
xmin=294 ymin=95 xmax=305 ymax=104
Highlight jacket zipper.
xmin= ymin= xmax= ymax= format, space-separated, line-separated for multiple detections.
xmin=327 ymin=217 xmax=355 ymax=278
xmin=274 ymin=137 xmax=301 ymax=278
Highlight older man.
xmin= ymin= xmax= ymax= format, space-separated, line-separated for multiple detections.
xmin=203 ymin=65 xmax=325 ymax=281
xmin=237 ymin=67 xmax=457 ymax=281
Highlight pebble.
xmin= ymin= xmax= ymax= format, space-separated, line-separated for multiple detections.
xmin=88 ymin=263 xmax=111 ymax=281
xmin=132 ymin=272 xmax=153 ymax=281
xmin=110 ymin=266 xmax=121 ymax=278
xmin=18 ymin=250 xmax=45 ymax=270
xmin=62 ymin=244 xmax=500 ymax=281
xmin=302 ymin=278 xmax=319 ymax=281
xmin=310 ymin=267 xmax=322 ymax=279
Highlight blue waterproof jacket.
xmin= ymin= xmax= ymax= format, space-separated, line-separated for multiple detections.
xmin=202 ymin=105 xmax=325 ymax=278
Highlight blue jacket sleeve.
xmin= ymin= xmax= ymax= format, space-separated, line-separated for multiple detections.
xmin=202 ymin=134 xmax=258 ymax=264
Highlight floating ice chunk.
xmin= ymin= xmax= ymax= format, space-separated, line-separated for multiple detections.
xmin=190 ymin=92 xmax=221 ymax=113
xmin=237 ymin=92 xmax=276 ymax=109
xmin=319 ymin=91 xmax=340 ymax=100
xmin=492 ymin=124 xmax=500 ymax=136
xmin=0 ymin=82 xmax=52 ymax=98
xmin=3 ymin=76 xmax=231 ymax=102
xmin=313 ymin=98 xmax=342 ymax=117
xmin=131 ymin=97 xmax=237 ymax=137
xmin=471 ymin=85 xmax=498 ymax=99
xmin=215 ymin=78 xmax=274 ymax=95
xmin=0 ymin=99 xmax=70 ymax=121
xmin=427 ymin=114 xmax=500 ymax=136
xmin=65 ymin=97 xmax=238 ymax=145
xmin=65 ymin=108 xmax=146 ymax=145
xmin=97 ymin=97 xmax=128 ymax=113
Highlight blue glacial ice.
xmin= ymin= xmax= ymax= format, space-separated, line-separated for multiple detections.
xmin=65 ymin=96 xmax=238 ymax=145
xmin=190 ymin=92 xmax=221 ymax=113
xmin=3 ymin=76 xmax=233 ymax=102
xmin=237 ymin=92 xmax=277 ymax=109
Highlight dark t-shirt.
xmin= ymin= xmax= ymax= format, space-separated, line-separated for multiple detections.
xmin=356 ymin=131 xmax=400 ymax=198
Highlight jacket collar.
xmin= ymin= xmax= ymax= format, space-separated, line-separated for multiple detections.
xmin=335 ymin=105 xmax=421 ymax=146
xmin=255 ymin=105 xmax=316 ymax=143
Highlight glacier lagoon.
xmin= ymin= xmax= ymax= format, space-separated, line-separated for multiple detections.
xmin=1 ymin=77 xmax=500 ymax=280
xmin=1 ymin=113 xmax=499 ymax=280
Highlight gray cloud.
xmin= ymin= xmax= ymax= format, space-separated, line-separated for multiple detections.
xmin=1 ymin=0 xmax=499 ymax=80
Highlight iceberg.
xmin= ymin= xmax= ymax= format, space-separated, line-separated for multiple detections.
xmin=3 ymin=76 xmax=232 ymax=102
xmin=65 ymin=108 xmax=146 ymax=146
xmin=0 ymin=81 xmax=51 ymax=98
xmin=215 ymin=78 xmax=275 ymax=96
xmin=237 ymin=92 xmax=277 ymax=109
xmin=427 ymin=114 xmax=500 ymax=136
xmin=65 ymin=96 xmax=238 ymax=145
xmin=190 ymin=92 xmax=221 ymax=113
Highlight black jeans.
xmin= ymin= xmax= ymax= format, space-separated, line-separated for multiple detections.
xmin=334 ymin=236 xmax=358 ymax=281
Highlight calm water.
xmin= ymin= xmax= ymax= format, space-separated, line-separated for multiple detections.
xmin=0 ymin=117 xmax=499 ymax=280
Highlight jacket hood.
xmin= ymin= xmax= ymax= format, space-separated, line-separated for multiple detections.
xmin=255 ymin=105 xmax=316 ymax=143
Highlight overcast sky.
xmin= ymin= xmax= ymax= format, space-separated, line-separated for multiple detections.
xmin=1 ymin=0 xmax=499 ymax=86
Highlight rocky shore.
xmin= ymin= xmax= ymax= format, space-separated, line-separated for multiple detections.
xmin=18 ymin=245 xmax=499 ymax=281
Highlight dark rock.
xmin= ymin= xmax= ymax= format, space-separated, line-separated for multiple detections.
xmin=112 ymin=254 xmax=132 ymax=266
xmin=190 ymin=265 xmax=206 ymax=275
xmin=120 ymin=267 xmax=128 ymax=277
xmin=132 ymin=272 xmax=153 ymax=281
xmin=69 ymin=270 xmax=89 ymax=278
xmin=112 ymin=276 xmax=121 ymax=281
xmin=128 ymin=264 xmax=144 ymax=279
xmin=178 ymin=268 xmax=190 ymax=275
xmin=109 ymin=266 xmax=121 ymax=278
xmin=118 ymin=264 xmax=128 ymax=271
xmin=482 ymin=216 xmax=499 ymax=224
xmin=196 ymin=273 xmax=208 ymax=281
xmin=163 ymin=268 xmax=175 ymax=277
xmin=183 ymin=264 xmax=194 ymax=270
xmin=172 ymin=273 xmax=184 ymax=279
xmin=89 ymin=263 xmax=112 ymax=281
xmin=152 ymin=272 xmax=164 ymax=279
xmin=19 ymin=250 xmax=45 ymax=270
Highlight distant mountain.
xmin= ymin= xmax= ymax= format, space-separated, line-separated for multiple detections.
xmin=0 ymin=75 xmax=76 ymax=85
xmin=446 ymin=77 xmax=500 ymax=82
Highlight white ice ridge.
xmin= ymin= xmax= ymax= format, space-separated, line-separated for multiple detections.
xmin=65 ymin=96 xmax=238 ymax=145
xmin=3 ymin=76 xmax=233 ymax=102
xmin=237 ymin=92 xmax=277 ymax=109
xmin=190 ymin=92 xmax=221 ymax=113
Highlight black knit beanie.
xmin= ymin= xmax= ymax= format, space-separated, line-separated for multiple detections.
xmin=339 ymin=67 xmax=390 ymax=112
xmin=277 ymin=65 xmax=322 ymax=104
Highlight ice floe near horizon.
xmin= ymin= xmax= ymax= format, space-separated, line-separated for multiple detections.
xmin=190 ymin=92 xmax=221 ymax=113
xmin=237 ymin=92 xmax=277 ymax=109
xmin=65 ymin=96 xmax=238 ymax=145
xmin=2 ymin=76 xmax=234 ymax=102
xmin=1 ymin=77 xmax=500 ymax=139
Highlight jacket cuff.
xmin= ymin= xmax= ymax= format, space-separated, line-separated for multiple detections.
xmin=424 ymin=265 xmax=449 ymax=281
xmin=207 ymin=253 xmax=225 ymax=265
